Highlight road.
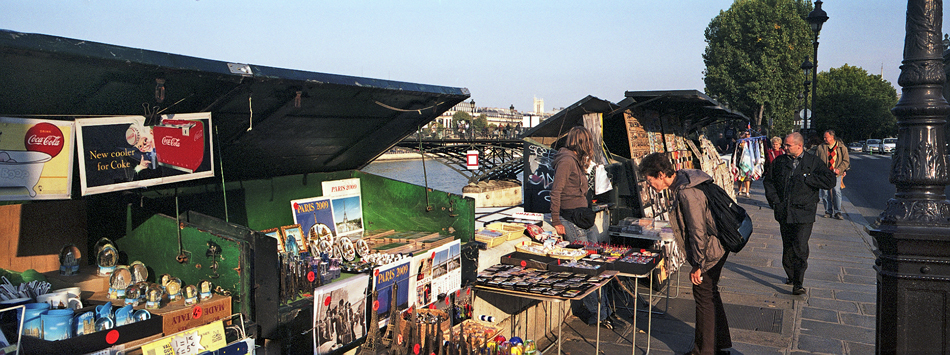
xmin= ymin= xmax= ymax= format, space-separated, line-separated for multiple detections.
xmin=842 ymin=152 xmax=896 ymax=226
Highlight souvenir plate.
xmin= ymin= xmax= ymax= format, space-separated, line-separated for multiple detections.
xmin=311 ymin=223 xmax=334 ymax=245
xmin=339 ymin=237 xmax=356 ymax=261
xmin=354 ymin=238 xmax=371 ymax=257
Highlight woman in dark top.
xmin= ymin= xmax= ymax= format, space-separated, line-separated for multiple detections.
xmin=550 ymin=126 xmax=616 ymax=329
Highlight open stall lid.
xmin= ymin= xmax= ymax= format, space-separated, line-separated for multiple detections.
xmin=522 ymin=95 xmax=618 ymax=145
xmin=0 ymin=29 xmax=470 ymax=181
xmin=620 ymin=90 xmax=750 ymax=133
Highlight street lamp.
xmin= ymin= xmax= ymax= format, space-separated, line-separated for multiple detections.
xmin=806 ymin=0 xmax=828 ymax=139
xmin=800 ymin=58 xmax=814 ymax=131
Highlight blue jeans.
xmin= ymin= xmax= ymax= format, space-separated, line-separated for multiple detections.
xmin=560 ymin=216 xmax=611 ymax=323
xmin=821 ymin=176 xmax=843 ymax=215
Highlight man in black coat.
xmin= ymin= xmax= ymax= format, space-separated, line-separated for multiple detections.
xmin=763 ymin=132 xmax=836 ymax=296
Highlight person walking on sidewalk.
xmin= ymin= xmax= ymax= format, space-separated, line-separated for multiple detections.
xmin=639 ymin=153 xmax=732 ymax=355
xmin=550 ymin=126 xmax=616 ymax=330
xmin=763 ymin=132 xmax=836 ymax=295
xmin=815 ymin=130 xmax=850 ymax=220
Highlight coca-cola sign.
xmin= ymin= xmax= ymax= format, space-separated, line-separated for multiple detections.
xmin=161 ymin=136 xmax=181 ymax=147
xmin=24 ymin=122 xmax=65 ymax=158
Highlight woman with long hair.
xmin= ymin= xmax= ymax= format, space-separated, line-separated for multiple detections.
xmin=550 ymin=126 xmax=616 ymax=329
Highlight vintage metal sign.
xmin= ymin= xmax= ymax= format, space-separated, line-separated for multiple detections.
xmin=75 ymin=113 xmax=213 ymax=195
xmin=0 ymin=116 xmax=74 ymax=200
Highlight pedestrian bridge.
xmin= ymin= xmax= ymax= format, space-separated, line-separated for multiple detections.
xmin=392 ymin=138 xmax=523 ymax=184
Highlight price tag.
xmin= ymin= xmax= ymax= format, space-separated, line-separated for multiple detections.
xmin=172 ymin=331 xmax=206 ymax=355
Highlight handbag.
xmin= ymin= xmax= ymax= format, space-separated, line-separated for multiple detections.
xmin=561 ymin=206 xmax=595 ymax=229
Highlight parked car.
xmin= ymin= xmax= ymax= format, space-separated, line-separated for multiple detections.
xmin=847 ymin=142 xmax=863 ymax=152
xmin=880 ymin=138 xmax=897 ymax=154
xmin=864 ymin=139 xmax=882 ymax=153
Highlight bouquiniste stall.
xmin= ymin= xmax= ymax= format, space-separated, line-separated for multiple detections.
xmin=0 ymin=29 xmax=473 ymax=354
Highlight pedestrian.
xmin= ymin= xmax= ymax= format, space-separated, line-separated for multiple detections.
xmin=764 ymin=136 xmax=785 ymax=175
xmin=734 ymin=131 xmax=752 ymax=197
xmin=638 ymin=152 xmax=732 ymax=355
xmin=715 ymin=133 xmax=730 ymax=154
xmin=763 ymin=132 xmax=836 ymax=295
xmin=550 ymin=126 xmax=616 ymax=330
xmin=815 ymin=130 xmax=850 ymax=220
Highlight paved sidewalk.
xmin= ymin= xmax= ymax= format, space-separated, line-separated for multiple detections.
xmin=556 ymin=180 xmax=878 ymax=354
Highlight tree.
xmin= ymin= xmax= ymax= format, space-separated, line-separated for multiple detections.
xmin=452 ymin=111 xmax=472 ymax=128
xmin=813 ymin=64 xmax=898 ymax=142
xmin=473 ymin=114 xmax=488 ymax=133
xmin=703 ymin=0 xmax=813 ymax=136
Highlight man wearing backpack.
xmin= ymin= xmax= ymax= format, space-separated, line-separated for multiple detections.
xmin=639 ymin=153 xmax=732 ymax=355
xmin=763 ymin=132 xmax=836 ymax=296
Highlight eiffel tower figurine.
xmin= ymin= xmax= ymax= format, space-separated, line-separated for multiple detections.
xmin=383 ymin=284 xmax=406 ymax=355
xmin=358 ymin=290 xmax=382 ymax=355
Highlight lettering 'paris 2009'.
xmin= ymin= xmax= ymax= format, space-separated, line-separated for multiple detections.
xmin=296 ymin=201 xmax=330 ymax=213
xmin=331 ymin=183 xmax=359 ymax=193
xmin=377 ymin=264 xmax=409 ymax=283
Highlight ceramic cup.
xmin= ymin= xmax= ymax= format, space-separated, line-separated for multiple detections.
xmin=74 ymin=311 xmax=95 ymax=337
xmin=95 ymin=302 xmax=113 ymax=320
xmin=114 ymin=304 xmax=134 ymax=326
xmin=52 ymin=287 xmax=82 ymax=299
xmin=132 ymin=309 xmax=151 ymax=322
xmin=22 ymin=302 xmax=50 ymax=338
xmin=36 ymin=291 xmax=80 ymax=310
xmin=41 ymin=309 xmax=74 ymax=341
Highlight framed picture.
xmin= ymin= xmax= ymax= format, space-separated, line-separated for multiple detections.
xmin=261 ymin=228 xmax=285 ymax=254
xmin=281 ymin=224 xmax=308 ymax=255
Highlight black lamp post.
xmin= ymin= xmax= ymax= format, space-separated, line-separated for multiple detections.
xmin=805 ymin=1 xmax=828 ymax=139
xmin=800 ymin=58 xmax=814 ymax=131
xmin=867 ymin=0 xmax=950 ymax=352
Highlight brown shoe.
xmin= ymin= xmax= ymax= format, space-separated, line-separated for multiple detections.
xmin=835 ymin=213 xmax=844 ymax=220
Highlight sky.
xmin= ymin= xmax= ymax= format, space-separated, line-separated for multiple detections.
xmin=1 ymin=1 xmax=944 ymax=113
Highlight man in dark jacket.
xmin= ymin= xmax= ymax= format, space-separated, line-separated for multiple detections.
xmin=763 ymin=132 xmax=836 ymax=295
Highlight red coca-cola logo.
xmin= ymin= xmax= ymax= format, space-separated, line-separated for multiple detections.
xmin=161 ymin=136 xmax=181 ymax=147
xmin=24 ymin=123 xmax=64 ymax=158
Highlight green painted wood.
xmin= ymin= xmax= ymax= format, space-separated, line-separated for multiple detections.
xmin=117 ymin=213 xmax=250 ymax=317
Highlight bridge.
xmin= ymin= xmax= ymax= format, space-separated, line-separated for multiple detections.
xmin=392 ymin=138 xmax=524 ymax=184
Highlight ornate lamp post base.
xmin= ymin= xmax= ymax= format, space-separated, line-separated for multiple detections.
xmin=869 ymin=0 xmax=950 ymax=353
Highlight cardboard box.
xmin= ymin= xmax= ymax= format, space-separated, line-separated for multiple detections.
xmin=148 ymin=295 xmax=232 ymax=335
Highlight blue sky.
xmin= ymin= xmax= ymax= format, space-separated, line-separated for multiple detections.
xmin=1 ymin=1 xmax=939 ymax=113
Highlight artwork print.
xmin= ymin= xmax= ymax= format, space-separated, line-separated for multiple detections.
xmin=313 ymin=274 xmax=369 ymax=355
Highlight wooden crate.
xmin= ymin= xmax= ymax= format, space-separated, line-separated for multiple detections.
xmin=150 ymin=295 xmax=232 ymax=335
xmin=485 ymin=222 xmax=526 ymax=241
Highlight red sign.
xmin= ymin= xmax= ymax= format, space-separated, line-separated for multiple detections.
xmin=154 ymin=119 xmax=205 ymax=173
xmin=24 ymin=122 xmax=65 ymax=158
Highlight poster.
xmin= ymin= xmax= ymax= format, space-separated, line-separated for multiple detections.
xmin=75 ymin=113 xmax=213 ymax=195
xmin=410 ymin=240 xmax=461 ymax=306
xmin=322 ymin=178 xmax=360 ymax=198
xmin=0 ymin=117 xmax=74 ymax=200
xmin=313 ymin=274 xmax=369 ymax=355
xmin=331 ymin=195 xmax=363 ymax=238
xmin=291 ymin=196 xmax=336 ymax=248
xmin=372 ymin=258 xmax=410 ymax=325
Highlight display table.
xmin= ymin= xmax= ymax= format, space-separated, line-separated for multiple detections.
xmin=476 ymin=269 xmax=618 ymax=355
xmin=613 ymin=254 xmax=664 ymax=355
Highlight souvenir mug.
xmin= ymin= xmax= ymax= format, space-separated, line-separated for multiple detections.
xmin=41 ymin=309 xmax=74 ymax=341
xmin=36 ymin=290 xmax=80 ymax=310
xmin=22 ymin=302 xmax=49 ymax=338
xmin=74 ymin=311 xmax=95 ymax=337
xmin=114 ymin=304 xmax=134 ymax=326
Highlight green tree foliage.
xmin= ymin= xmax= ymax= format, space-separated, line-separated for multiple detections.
xmin=814 ymin=64 xmax=898 ymax=142
xmin=703 ymin=0 xmax=813 ymax=135
xmin=452 ymin=110 xmax=472 ymax=128
xmin=474 ymin=114 xmax=488 ymax=131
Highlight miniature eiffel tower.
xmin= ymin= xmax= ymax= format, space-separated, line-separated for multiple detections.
xmin=358 ymin=290 xmax=382 ymax=355
xmin=383 ymin=284 xmax=406 ymax=355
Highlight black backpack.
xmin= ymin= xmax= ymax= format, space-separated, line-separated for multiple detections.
xmin=693 ymin=180 xmax=753 ymax=253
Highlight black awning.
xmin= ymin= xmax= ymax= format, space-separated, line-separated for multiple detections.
xmin=0 ymin=29 xmax=470 ymax=181
xmin=522 ymin=95 xmax=618 ymax=140
xmin=621 ymin=89 xmax=749 ymax=132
